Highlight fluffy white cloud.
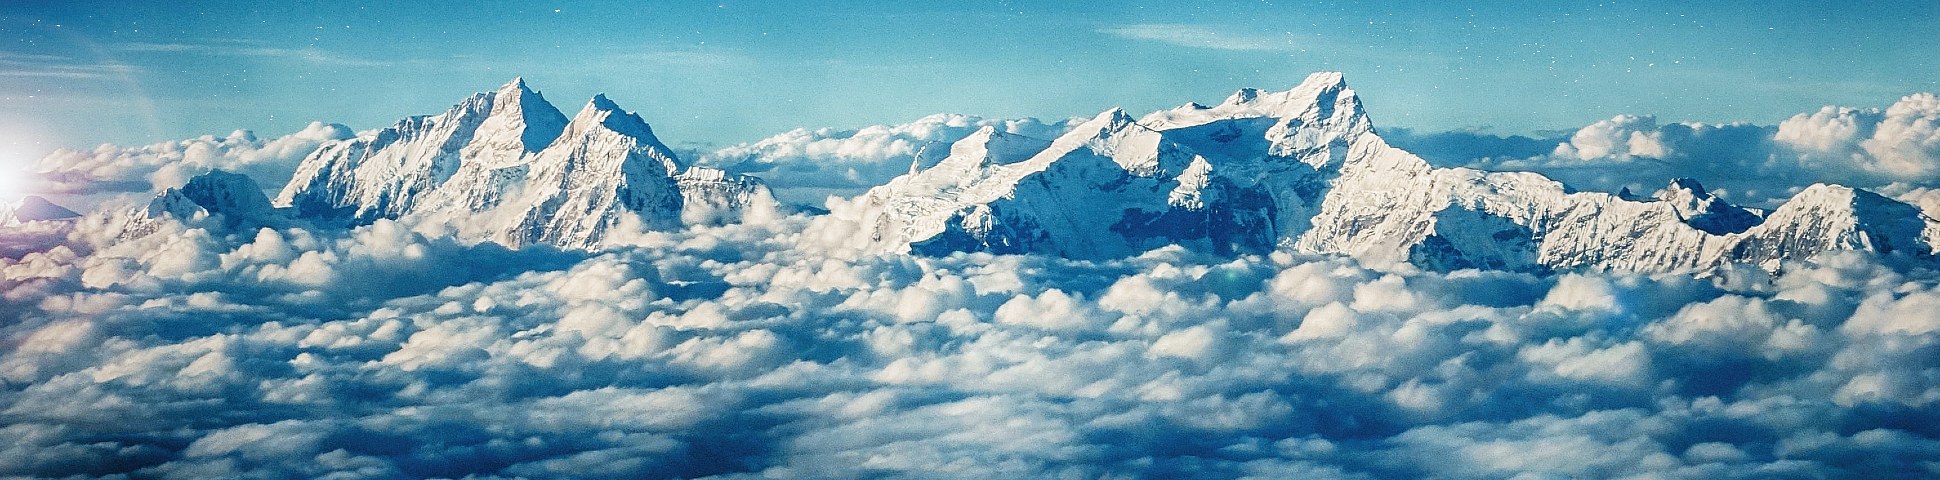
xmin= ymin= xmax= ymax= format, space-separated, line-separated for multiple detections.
xmin=3 ymin=206 xmax=1937 ymax=478
xmin=1550 ymin=114 xmax=1672 ymax=160
xmin=1781 ymin=93 xmax=1940 ymax=180
xmin=1776 ymin=105 xmax=1882 ymax=154
xmin=1403 ymin=92 xmax=1940 ymax=207
xmin=29 ymin=122 xmax=351 ymax=196
xmin=698 ymin=114 xmax=1079 ymax=205
xmin=1862 ymin=93 xmax=1940 ymax=178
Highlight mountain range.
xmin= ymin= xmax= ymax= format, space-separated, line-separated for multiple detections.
xmin=839 ymin=73 xmax=1939 ymax=274
xmin=78 ymin=78 xmax=774 ymax=250
xmin=83 ymin=73 xmax=1940 ymax=274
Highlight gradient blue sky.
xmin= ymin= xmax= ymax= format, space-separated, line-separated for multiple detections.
xmin=2 ymin=0 xmax=1935 ymax=160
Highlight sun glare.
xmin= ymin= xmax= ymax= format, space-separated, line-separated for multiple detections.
xmin=0 ymin=154 xmax=25 ymax=203
xmin=0 ymin=135 xmax=40 ymax=203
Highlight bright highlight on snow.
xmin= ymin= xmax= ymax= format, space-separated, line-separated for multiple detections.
xmin=3 ymin=71 xmax=1939 ymax=479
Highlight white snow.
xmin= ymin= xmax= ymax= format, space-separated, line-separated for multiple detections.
xmin=836 ymin=72 xmax=1940 ymax=274
xmin=271 ymin=79 xmax=774 ymax=250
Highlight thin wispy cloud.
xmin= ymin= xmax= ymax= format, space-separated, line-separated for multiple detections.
xmin=1099 ymin=23 xmax=1300 ymax=52
xmin=610 ymin=48 xmax=750 ymax=68
xmin=118 ymin=41 xmax=386 ymax=67
xmin=0 ymin=52 xmax=140 ymax=79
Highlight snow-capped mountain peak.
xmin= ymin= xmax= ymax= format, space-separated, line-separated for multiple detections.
xmin=928 ymin=126 xmax=1049 ymax=175
xmin=1652 ymin=178 xmax=1762 ymax=235
xmin=551 ymin=93 xmax=679 ymax=176
xmin=1143 ymin=71 xmax=1362 ymax=130
xmin=454 ymin=77 xmax=569 ymax=171
xmin=1224 ymin=87 xmax=1262 ymax=105
xmin=1 ymin=196 xmax=81 ymax=226
xmin=582 ymin=93 xmax=640 ymax=119
xmin=573 ymin=94 xmax=613 ymax=124
xmin=491 ymin=76 xmax=567 ymax=152
xmin=1041 ymin=107 xmax=1181 ymax=175
xmin=264 ymin=79 xmax=772 ymax=249
xmin=111 ymin=170 xmax=279 ymax=241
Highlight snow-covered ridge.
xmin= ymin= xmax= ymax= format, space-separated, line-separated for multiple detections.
xmin=839 ymin=72 xmax=1940 ymax=274
xmin=267 ymin=78 xmax=774 ymax=249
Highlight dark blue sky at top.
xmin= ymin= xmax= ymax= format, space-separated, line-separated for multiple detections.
xmin=1 ymin=0 xmax=1935 ymax=161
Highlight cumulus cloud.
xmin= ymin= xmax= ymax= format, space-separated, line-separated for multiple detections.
xmin=29 ymin=122 xmax=352 ymax=196
xmin=1780 ymin=93 xmax=1940 ymax=180
xmin=1 ymin=201 xmax=1938 ymax=478
xmin=698 ymin=114 xmax=1078 ymax=206
xmin=1406 ymin=93 xmax=1940 ymax=206
xmin=1550 ymin=114 xmax=1676 ymax=160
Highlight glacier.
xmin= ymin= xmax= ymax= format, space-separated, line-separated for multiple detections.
xmin=838 ymin=72 xmax=1940 ymax=274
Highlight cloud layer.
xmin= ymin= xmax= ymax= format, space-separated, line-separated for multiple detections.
xmin=1391 ymin=93 xmax=1940 ymax=207
xmin=2 ymin=201 xmax=1937 ymax=477
xmin=697 ymin=114 xmax=1078 ymax=206
xmin=703 ymin=92 xmax=1940 ymax=215
xmin=29 ymin=122 xmax=352 ymax=197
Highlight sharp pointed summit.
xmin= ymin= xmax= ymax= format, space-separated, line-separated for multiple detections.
xmin=501 ymin=76 xmax=529 ymax=92
xmin=470 ymin=77 xmax=568 ymax=159
xmin=1224 ymin=87 xmax=1262 ymax=105
xmin=1665 ymin=177 xmax=1709 ymax=196
xmin=572 ymin=93 xmax=656 ymax=140
xmin=1650 ymin=178 xmax=1762 ymax=235
xmin=587 ymin=92 xmax=618 ymax=110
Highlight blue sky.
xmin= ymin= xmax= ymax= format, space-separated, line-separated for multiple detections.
xmin=2 ymin=0 xmax=1936 ymax=160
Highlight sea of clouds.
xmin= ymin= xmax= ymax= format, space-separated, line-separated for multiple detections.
xmin=4 ymin=208 xmax=1938 ymax=478
xmin=3 ymin=93 xmax=1939 ymax=478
